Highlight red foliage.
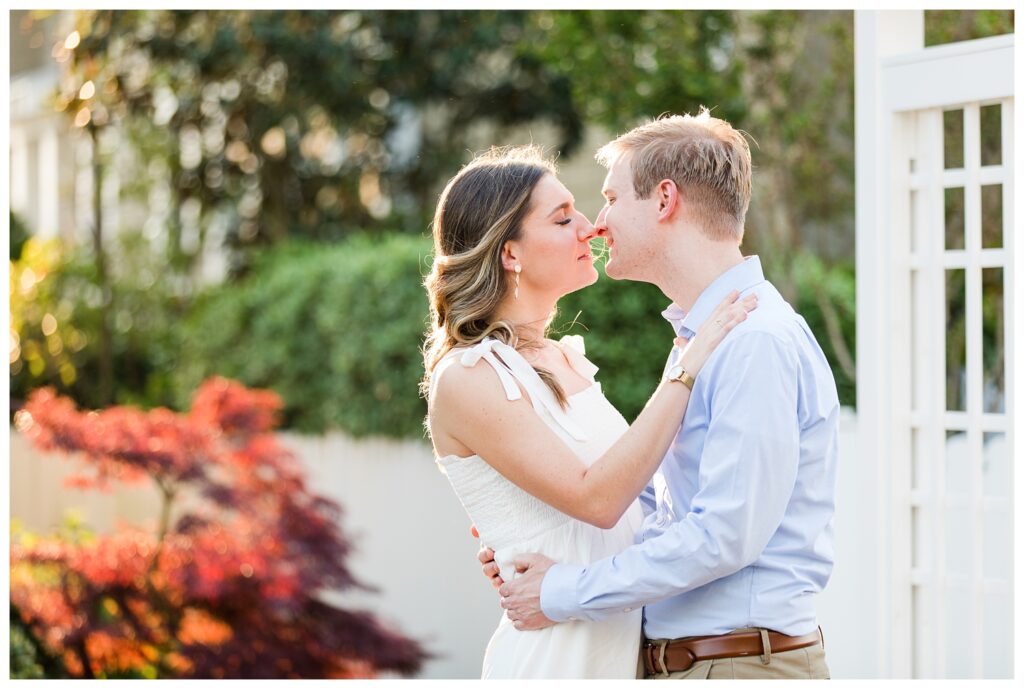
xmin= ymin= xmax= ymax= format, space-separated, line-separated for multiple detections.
xmin=11 ymin=377 xmax=428 ymax=678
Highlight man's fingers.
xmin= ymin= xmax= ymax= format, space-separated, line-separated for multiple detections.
xmin=477 ymin=546 xmax=494 ymax=565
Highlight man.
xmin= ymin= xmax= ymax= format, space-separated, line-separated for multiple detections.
xmin=481 ymin=109 xmax=839 ymax=679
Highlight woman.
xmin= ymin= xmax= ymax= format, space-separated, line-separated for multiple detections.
xmin=421 ymin=146 xmax=755 ymax=678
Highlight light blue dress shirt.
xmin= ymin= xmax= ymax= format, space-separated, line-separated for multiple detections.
xmin=540 ymin=256 xmax=840 ymax=639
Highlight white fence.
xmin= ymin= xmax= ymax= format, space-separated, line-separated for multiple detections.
xmin=855 ymin=11 xmax=1014 ymax=679
xmin=9 ymin=408 xmax=938 ymax=679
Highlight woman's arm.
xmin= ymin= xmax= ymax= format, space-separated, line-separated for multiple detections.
xmin=430 ymin=290 xmax=755 ymax=529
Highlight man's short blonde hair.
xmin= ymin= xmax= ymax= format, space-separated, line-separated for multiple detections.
xmin=596 ymin=108 xmax=752 ymax=242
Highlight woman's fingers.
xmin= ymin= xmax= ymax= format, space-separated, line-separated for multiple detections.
xmin=677 ymin=293 xmax=758 ymax=375
xmin=673 ymin=292 xmax=758 ymax=371
xmin=707 ymin=289 xmax=741 ymax=320
xmin=705 ymin=292 xmax=755 ymax=330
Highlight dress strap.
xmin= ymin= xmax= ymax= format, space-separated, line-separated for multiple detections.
xmin=455 ymin=338 xmax=589 ymax=442
xmin=555 ymin=335 xmax=599 ymax=382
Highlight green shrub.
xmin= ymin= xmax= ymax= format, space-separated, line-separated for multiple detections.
xmin=176 ymin=234 xmax=434 ymax=438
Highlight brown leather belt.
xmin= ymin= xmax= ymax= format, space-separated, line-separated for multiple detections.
xmin=642 ymin=627 xmax=824 ymax=675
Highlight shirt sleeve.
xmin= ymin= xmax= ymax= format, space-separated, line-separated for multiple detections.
xmin=638 ymin=480 xmax=657 ymax=519
xmin=540 ymin=330 xmax=802 ymax=622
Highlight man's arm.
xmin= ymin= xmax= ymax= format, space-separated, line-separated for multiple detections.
xmin=504 ymin=330 xmax=801 ymax=625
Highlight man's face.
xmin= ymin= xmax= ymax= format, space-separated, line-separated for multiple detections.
xmin=594 ymin=152 xmax=659 ymax=282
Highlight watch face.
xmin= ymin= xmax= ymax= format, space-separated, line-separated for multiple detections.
xmin=668 ymin=365 xmax=684 ymax=380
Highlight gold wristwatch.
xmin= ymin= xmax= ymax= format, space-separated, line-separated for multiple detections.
xmin=665 ymin=363 xmax=695 ymax=390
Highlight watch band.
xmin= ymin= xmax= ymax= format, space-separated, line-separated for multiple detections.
xmin=666 ymin=364 xmax=695 ymax=390
xmin=676 ymin=370 xmax=695 ymax=390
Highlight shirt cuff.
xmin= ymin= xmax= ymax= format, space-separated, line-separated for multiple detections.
xmin=539 ymin=562 xmax=586 ymax=622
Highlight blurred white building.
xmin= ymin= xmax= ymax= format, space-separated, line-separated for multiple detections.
xmin=9 ymin=10 xmax=81 ymax=243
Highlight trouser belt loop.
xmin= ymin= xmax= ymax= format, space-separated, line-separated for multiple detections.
xmin=656 ymin=640 xmax=670 ymax=677
xmin=819 ymin=625 xmax=825 ymax=651
xmin=759 ymin=628 xmax=772 ymax=665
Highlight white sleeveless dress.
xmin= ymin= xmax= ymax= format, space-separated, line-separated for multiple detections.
xmin=431 ymin=336 xmax=643 ymax=679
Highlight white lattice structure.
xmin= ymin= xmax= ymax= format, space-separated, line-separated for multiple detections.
xmin=856 ymin=11 xmax=1014 ymax=679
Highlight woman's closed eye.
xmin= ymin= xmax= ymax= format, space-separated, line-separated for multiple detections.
xmin=555 ymin=216 xmax=572 ymax=226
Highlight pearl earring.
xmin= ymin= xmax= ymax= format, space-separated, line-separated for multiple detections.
xmin=514 ymin=264 xmax=521 ymax=300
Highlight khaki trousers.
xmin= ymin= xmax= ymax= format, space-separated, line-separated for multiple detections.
xmin=638 ymin=627 xmax=831 ymax=680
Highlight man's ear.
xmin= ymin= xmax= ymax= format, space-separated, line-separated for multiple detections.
xmin=500 ymin=241 xmax=520 ymax=271
xmin=656 ymin=179 xmax=679 ymax=222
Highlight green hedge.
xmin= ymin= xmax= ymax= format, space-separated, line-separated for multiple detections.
xmin=177 ymin=236 xmax=855 ymax=439
xmin=175 ymin=234 xmax=434 ymax=438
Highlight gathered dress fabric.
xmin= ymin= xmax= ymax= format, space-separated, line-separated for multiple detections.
xmin=432 ymin=336 xmax=643 ymax=679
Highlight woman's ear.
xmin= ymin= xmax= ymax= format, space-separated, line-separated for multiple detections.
xmin=501 ymin=241 xmax=520 ymax=272
xmin=656 ymin=179 xmax=679 ymax=222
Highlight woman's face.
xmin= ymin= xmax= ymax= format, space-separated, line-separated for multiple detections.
xmin=506 ymin=173 xmax=599 ymax=300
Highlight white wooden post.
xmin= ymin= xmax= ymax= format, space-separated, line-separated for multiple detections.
xmin=855 ymin=11 xmax=924 ymax=678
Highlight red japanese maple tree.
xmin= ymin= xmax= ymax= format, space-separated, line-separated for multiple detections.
xmin=10 ymin=377 xmax=428 ymax=678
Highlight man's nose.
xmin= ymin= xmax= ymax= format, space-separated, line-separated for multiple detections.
xmin=576 ymin=215 xmax=597 ymax=241
xmin=593 ymin=206 xmax=609 ymax=237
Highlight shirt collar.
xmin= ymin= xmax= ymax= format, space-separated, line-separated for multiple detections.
xmin=660 ymin=256 xmax=766 ymax=337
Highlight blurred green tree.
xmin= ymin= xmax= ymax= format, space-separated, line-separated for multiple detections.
xmin=58 ymin=10 xmax=587 ymax=272
xmin=729 ymin=11 xmax=857 ymax=396
xmin=519 ymin=10 xmax=745 ymax=133
xmin=925 ymin=9 xmax=1014 ymax=46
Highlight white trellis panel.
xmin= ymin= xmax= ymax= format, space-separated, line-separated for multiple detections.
xmin=856 ymin=12 xmax=1013 ymax=679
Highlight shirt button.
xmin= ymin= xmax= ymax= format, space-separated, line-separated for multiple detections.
xmin=623 ymin=607 xmax=633 ymax=613
xmin=568 ymin=616 xmax=577 ymax=621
